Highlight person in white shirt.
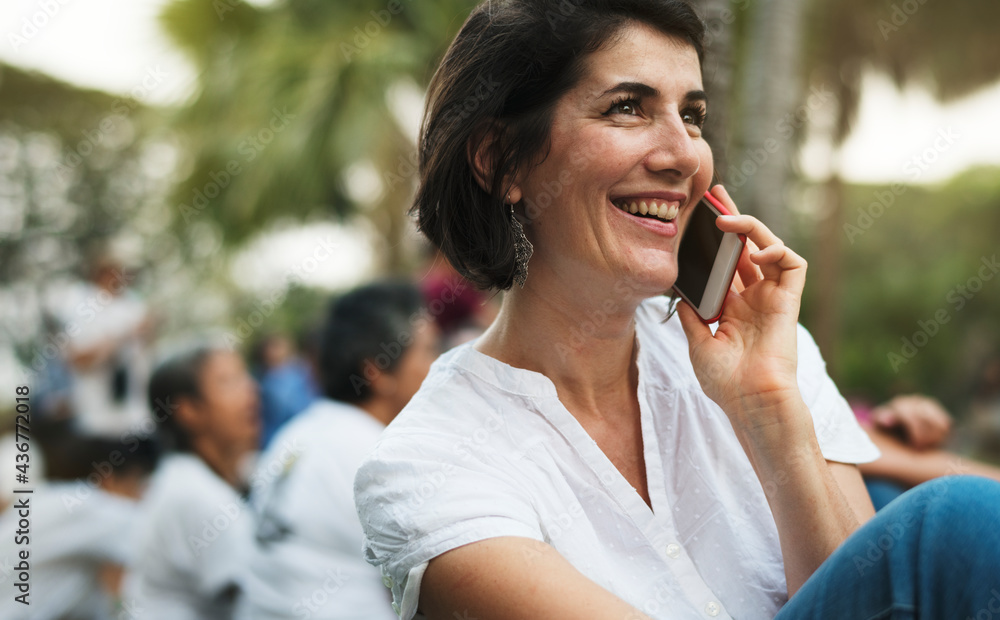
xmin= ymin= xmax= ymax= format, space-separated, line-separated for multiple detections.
xmin=0 ymin=436 xmax=158 ymax=620
xmin=353 ymin=1 xmax=1000 ymax=619
xmin=61 ymin=257 xmax=154 ymax=438
xmin=124 ymin=346 xmax=260 ymax=620
xmin=241 ymin=281 xmax=439 ymax=620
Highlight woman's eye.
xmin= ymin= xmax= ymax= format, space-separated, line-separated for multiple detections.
xmin=682 ymin=106 xmax=708 ymax=128
xmin=605 ymin=98 xmax=641 ymax=117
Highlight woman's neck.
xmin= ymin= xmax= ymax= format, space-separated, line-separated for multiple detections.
xmin=475 ymin=272 xmax=643 ymax=419
xmin=192 ymin=438 xmax=245 ymax=490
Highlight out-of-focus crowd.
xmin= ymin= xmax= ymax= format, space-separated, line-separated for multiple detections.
xmin=0 ymin=249 xmax=497 ymax=620
xmin=1 ymin=250 xmax=999 ymax=620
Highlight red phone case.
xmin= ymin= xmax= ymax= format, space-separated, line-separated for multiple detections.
xmin=678 ymin=191 xmax=747 ymax=324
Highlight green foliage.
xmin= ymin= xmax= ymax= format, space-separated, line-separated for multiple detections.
xmin=228 ymin=283 xmax=330 ymax=354
xmin=799 ymin=167 xmax=1000 ymax=414
xmin=159 ymin=0 xmax=477 ymax=266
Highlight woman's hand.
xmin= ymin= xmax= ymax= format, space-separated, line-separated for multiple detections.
xmin=871 ymin=394 xmax=953 ymax=450
xmin=677 ymin=185 xmax=808 ymax=434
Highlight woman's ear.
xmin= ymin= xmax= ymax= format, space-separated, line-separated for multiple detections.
xmin=364 ymin=361 xmax=398 ymax=399
xmin=467 ymin=124 xmax=522 ymax=204
xmin=175 ymin=396 xmax=205 ymax=439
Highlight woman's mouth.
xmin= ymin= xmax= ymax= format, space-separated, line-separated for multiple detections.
xmin=611 ymin=198 xmax=680 ymax=222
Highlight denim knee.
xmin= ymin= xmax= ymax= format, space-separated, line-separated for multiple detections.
xmin=904 ymin=475 xmax=1000 ymax=523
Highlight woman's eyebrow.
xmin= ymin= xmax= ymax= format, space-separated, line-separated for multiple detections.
xmin=600 ymin=81 xmax=659 ymax=98
xmin=685 ymin=90 xmax=708 ymax=104
xmin=599 ymin=82 xmax=708 ymax=105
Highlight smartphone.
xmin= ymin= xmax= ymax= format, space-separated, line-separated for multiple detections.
xmin=672 ymin=192 xmax=746 ymax=324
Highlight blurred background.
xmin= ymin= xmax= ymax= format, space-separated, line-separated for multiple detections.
xmin=1 ymin=0 xmax=999 ymax=454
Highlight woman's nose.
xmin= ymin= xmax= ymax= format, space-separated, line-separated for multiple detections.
xmin=643 ymin=115 xmax=702 ymax=180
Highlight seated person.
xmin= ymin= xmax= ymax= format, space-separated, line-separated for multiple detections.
xmin=0 ymin=436 xmax=158 ymax=620
xmin=353 ymin=1 xmax=1000 ymax=617
xmin=124 ymin=346 xmax=260 ymax=619
xmin=240 ymin=281 xmax=439 ymax=619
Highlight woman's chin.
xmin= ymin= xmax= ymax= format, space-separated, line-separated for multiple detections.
xmin=617 ymin=263 xmax=679 ymax=299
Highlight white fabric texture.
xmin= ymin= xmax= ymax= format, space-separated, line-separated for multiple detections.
xmin=0 ymin=483 xmax=139 ymax=620
xmin=123 ymin=454 xmax=252 ymax=620
xmin=354 ymin=296 xmax=880 ymax=620
xmin=239 ymin=400 xmax=398 ymax=620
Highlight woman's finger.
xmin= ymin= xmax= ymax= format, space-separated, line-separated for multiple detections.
xmin=710 ymin=185 xmax=740 ymax=215
xmin=747 ymin=241 xmax=808 ymax=293
xmin=676 ymin=297 xmax=714 ymax=349
xmin=735 ymin=244 xmax=759 ymax=291
xmin=716 ymin=214 xmax=783 ymax=252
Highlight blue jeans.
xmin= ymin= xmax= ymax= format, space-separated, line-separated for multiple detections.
xmin=864 ymin=477 xmax=907 ymax=512
xmin=775 ymin=475 xmax=1000 ymax=619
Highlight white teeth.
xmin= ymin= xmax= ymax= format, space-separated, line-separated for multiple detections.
xmin=614 ymin=199 xmax=680 ymax=221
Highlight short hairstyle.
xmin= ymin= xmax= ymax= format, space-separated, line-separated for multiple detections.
xmin=318 ymin=280 xmax=425 ymax=405
xmin=413 ymin=0 xmax=705 ymax=291
xmin=148 ymin=347 xmax=218 ymax=452
xmin=41 ymin=435 xmax=161 ymax=481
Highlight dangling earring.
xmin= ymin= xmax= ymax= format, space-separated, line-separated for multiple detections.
xmin=506 ymin=192 xmax=532 ymax=288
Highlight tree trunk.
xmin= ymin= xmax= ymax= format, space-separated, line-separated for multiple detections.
xmin=691 ymin=0 xmax=736 ymax=180
xmin=814 ymin=172 xmax=844 ymax=375
xmin=731 ymin=0 xmax=808 ymax=239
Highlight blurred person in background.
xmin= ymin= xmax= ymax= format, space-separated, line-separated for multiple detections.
xmin=124 ymin=346 xmax=260 ymax=620
xmin=419 ymin=247 xmax=499 ymax=350
xmin=853 ymin=394 xmax=1000 ymax=509
xmin=60 ymin=253 xmax=155 ymax=438
xmin=250 ymin=333 xmax=318 ymax=449
xmin=239 ymin=280 xmax=439 ymax=620
xmin=32 ymin=312 xmax=76 ymax=422
xmin=0 ymin=436 xmax=159 ymax=620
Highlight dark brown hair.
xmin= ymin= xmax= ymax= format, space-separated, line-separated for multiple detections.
xmin=413 ymin=0 xmax=705 ymax=291
xmin=148 ymin=347 xmax=218 ymax=452
xmin=318 ymin=280 xmax=425 ymax=404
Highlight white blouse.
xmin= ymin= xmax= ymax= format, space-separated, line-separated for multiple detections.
xmin=354 ymin=296 xmax=880 ymax=620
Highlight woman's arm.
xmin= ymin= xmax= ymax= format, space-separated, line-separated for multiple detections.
xmin=860 ymin=427 xmax=1000 ymax=486
xmin=678 ymin=186 xmax=867 ymax=596
xmin=723 ymin=401 xmax=866 ymax=596
xmin=420 ymin=537 xmax=651 ymax=620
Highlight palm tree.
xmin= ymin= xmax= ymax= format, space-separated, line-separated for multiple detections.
xmin=688 ymin=0 xmax=739 ymax=178
xmin=158 ymin=0 xmax=477 ymax=273
xmin=729 ymin=0 xmax=809 ymax=240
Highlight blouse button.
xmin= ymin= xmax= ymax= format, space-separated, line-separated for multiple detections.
xmin=705 ymin=601 xmax=721 ymax=616
xmin=382 ymin=575 xmax=394 ymax=588
xmin=391 ymin=601 xmax=401 ymax=614
xmin=665 ymin=543 xmax=681 ymax=558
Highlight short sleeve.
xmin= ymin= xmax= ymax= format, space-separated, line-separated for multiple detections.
xmin=176 ymin=482 xmax=253 ymax=598
xmin=74 ymin=490 xmax=141 ymax=565
xmin=796 ymin=324 xmax=881 ymax=464
xmin=197 ymin=504 xmax=253 ymax=598
xmin=354 ymin=443 xmax=544 ymax=620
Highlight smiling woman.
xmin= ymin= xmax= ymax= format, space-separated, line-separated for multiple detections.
xmin=353 ymin=1 xmax=1000 ymax=619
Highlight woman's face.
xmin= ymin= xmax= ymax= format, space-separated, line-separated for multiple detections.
xmin=194 ymin=351 xmax=261 ymax=452
xmin=384 ymin=320 xmax=440 ymax=416
xmin=517 ymin=22 xmax=712 ymax=300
